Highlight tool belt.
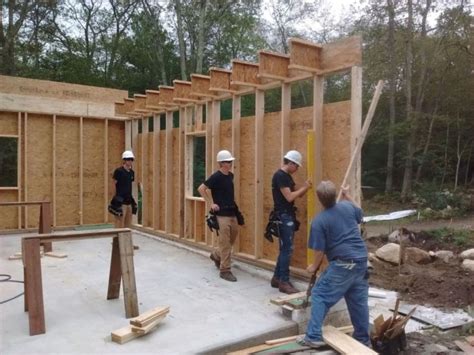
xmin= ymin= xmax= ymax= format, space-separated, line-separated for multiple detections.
xmin=264 ymin=208 xmax=301 ymax=243
xmin=206 ymin=211 xmax=220 ymax=235
xmin=264 ymin=210 xmax=281 ymax=243
xmin=108 ymin=195 xmax=138 ymax=216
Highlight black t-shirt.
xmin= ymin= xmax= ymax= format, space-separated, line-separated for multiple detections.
xmin=113 ymin=167 xmax=134 ymax=204
xmin=204 ymin=170 xmax=236 ymax=216
xmin=272 ymin=169 xmax=295 ymax=213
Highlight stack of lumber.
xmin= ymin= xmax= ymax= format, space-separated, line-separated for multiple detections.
xmin=111 ymin=306 xmax=169 ymax=344
xmin=371 ymin=300 xmax=416 ymax=354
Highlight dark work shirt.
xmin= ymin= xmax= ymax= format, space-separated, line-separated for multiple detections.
xmin=204 ymin=170 xmax=236 ymax=216
xmin=113 ymin=167 xmax=134 ymax=204
xmin=272 ymin=169 xmax=295 ymax=213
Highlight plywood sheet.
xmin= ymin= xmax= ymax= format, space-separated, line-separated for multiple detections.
xmin=136 ymin=134 xmax=142 ymax=223
xmin=146 ymin=132 xmax=154 ymax=228
xmin=56 ymin=116 xmax=80 ymax=226
xmin=26 ymin=114 xmax=53 ymax=227
xmin=0 ymin=190 xmax=19 ymax=229
xmin=262 ymin=111 xmax=281 ymax=261
xmin=238 ymin=118 xmax=255 ymax=255
xmin=322 ymin=101 xmax=351 ymax=187
xmin=172 ymin=129 xmax=180 ymax=235
xmin=159 ymin=131 xmax=166 ymax=231
xmin=83 ymin=118 xmax=105 ymax=224
xmin=107 ymin=120 xmax=125 ymax=223
xmin=0 ymin=111 xmax=18 ymax=135
xmin=289 ymin=107 xmax=312 ymax=269
xmin=0 ymin=75 xmax=127 ymax=103
xmin=219 ymin=120 xmax=232 ymax=155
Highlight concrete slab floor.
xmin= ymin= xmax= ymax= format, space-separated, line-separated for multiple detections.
xmin=0 ymin=231 xmax=301 ymax=354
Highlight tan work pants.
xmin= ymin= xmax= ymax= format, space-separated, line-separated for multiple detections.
xmin=114 ymin=204 xmax=132 ymax=228
xmin=212 ymin=216 xmax=238 ymax=272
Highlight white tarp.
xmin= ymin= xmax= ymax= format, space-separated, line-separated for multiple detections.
xmin=363 ymin=209 xmax=417 ymax=223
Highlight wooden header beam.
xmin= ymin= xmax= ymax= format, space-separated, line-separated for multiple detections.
xmin=209 ymin=67 xmax=238 ymax=93
xmin=173 ymin=80 xmax=202 ymax=103
xmin=115 ymin=102 xmax=127 ymax=117
xmin=190 ymin=74 xmax=219 ymax=98
xmin=288 ymin=38 xmax=322 ymax=73
xmin=158 ymin=86 xmax=176 ymax=106
xmin=258 ymin=50 xmax=290 ymax=81
xmin=231 ymin=60 xmax=261 ymax=87
xmin=133 ymin=94 xmax=149 ymax=113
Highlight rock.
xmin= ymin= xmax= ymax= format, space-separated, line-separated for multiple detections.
xmin=460 ymin=248 xmax=474 ymax=260
xmin=405 ymin=247 xmax=432 ymax=264
xmin=461 ymin=259 xmax=474 ymax=272
xmin=434 ymin=250 xmax=454 ymax=263
xmin=375 ymin=243 xmax=400 ymax=264
xmin=387 ymin=228 xmax=415 ymax=243
xmin=423 ymin=344 xmax=449 ymax=353
xmin=368 ymin=252 xmax=376 ymax=262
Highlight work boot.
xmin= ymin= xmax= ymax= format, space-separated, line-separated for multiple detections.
xmin=296 ymin=335 xmax=326 ymax=348
xmin=270 ymin=276 xmax=280 ymax=288
xmin=278 ymin=281 xmax=299 ymax=294
xmin=220 ymin=271 xmax=237 ymax=282
xmin=210 ymin=253 xmax=220 ymax=269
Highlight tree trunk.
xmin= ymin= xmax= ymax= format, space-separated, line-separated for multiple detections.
xmin=195 ymin=0 xmax=208 ymax=74
xmin=174 ymin=0 xmax=187 ymax=80
xmin=440 ymin=122 xmax=450 ymax=188
xmin=401 ymin=0 xmax=414 ymax=200
xmin=464 ymin=144 xmax=472 ymax=186
xmin=385 ymin=0 xmax=396 ymax=193
xmin=415 ymin=103 xmax=438 ymax=184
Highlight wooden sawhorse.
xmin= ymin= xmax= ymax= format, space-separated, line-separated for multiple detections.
xmin=21 ymin=228 xmax=139 ymax=335
xmin=0 ymin=201 xmax=53 ymax=251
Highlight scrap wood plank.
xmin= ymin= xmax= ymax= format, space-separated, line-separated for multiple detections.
xmin=323 ymin=325 xmax=377 ymax=355
xmin=131 ymin=314 xmax=167 ymax=335
xmin=466 ymin=336 xmax=474 ymax=346
xmin=44 ymin=251 xmax=67 ymax=258
xmin=130 ymin=305 xmax=170 ymax=327
xmin=454 ymin=340 xmax=474 ymax=353
xmin=270 ymin=291 xmax=306 ymax=305
xmin=111 ymin=325 xmax=140 ymax=344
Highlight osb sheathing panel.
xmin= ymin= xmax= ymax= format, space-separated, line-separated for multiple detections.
xmin=56 ymin=116 xmax=80 ymax=226
xmin=0 ymin=111 xmax=18 ymax=135
xmin=83 ymin=118 xmax=105 ymax=224
xmin=219 ymin=120 xmax=232 ymax=153
xmin=238 ymin=118 xmax=255 ymax=255
xmin=287 ymin=102 xmax=351 ymax=269
xmin=136 ymin=134 xmax=142 ymax=221
xmin=262 ymin=111 xmax=282 ymax=261
xmin=289 ymin=107 xmax=312 ymax=269
xmin=26 ymin=114 xmax=53 ymax=227
xmin=147 ymin=133 xmax=154 ymax=228
xmin=172 ymin=129 xmax=180 ymax=235
xmin=0 ymin=190 xmax=19 ymax=229
xmin=107 ymin=120 xmax=125 ymax=223
xmin=159 ymin=131 xmax=166 ymax=230
xmin=322 ymin=101 xmax=351 ymax=186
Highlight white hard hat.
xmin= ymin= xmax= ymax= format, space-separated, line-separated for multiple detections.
xmin=284 ymin=150 xmax=302 ymax=167
xmin=122 ymin=150 xmax=135 ymax=160
xmin=216 ymin=150 xmax=235 ymax=162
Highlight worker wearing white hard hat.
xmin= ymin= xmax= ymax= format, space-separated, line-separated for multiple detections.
xmin=269 ymin=150 xmax=312 ymax=294
xmin=198 ymin=149 xmax=243 ymax=283
xmin=110 ymin=150 xmax=137 ymax=229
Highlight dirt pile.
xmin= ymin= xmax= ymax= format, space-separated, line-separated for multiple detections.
xmin=366 ymin=231 xmax=474 ymax=308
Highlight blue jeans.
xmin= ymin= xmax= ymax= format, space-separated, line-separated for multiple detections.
xmin=273 ymin=213 xmax=295 ymax=282
xmin=305 ymin=259 xmax=369 ymax=345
